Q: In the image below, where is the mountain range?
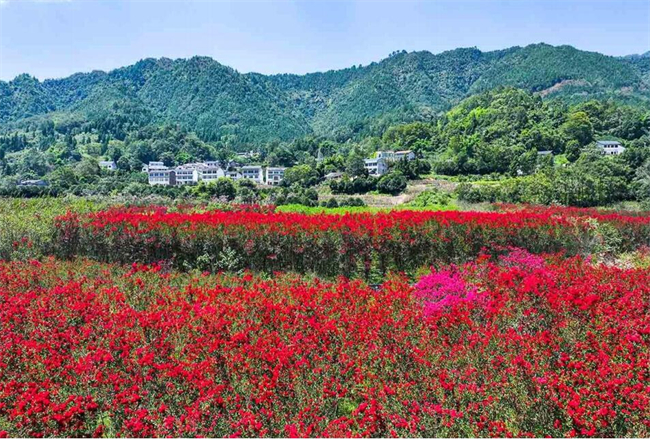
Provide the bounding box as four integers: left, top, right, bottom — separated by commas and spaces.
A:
1, 43, 649, 145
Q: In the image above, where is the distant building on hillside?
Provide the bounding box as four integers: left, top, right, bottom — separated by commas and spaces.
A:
394, 150, 416, 161
99, 160, 117, 171
142, 161, 167, 173
596, 140, 625, 155
241, 165, 264, 183
376, 150, 416, 162
226, 170, 242, 180
265, 167, 286, 186
364, 158, 389, 176
174, 164, 200, 185
148, 169, 176, 186
324, 172, 343, 180
18, 179, 49, 187
198, 164, 226, 183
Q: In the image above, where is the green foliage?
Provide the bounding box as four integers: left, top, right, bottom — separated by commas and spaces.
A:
432, 87, 649, 176
330, 176, 378, 195
190, 178, 236, 201
1, 45, 649, 205
377, 172, 408, 195
408, 188, 453, 207
345, 156, 368, 178
561, 111, 594, 146
2, 44, 648, 147
455, 152, 633, 207
393, 158, 431, 179
282, 165, 320, 187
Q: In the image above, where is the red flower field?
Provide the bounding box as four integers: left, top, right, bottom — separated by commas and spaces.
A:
1, 252, 649, 437
53, 205, 650, 278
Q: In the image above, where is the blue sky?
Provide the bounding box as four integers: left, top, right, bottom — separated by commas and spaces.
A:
0, 0, 648, 81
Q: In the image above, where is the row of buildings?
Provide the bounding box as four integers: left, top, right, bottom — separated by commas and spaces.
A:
363, 150, 416, 176
144, 161, 286, 186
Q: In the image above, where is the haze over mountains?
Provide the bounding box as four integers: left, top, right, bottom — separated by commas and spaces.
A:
1, 43, 649, 145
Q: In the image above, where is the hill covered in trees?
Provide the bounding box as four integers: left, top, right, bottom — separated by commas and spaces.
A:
1, 43, 649, 146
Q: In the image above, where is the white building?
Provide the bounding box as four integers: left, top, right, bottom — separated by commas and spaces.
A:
174, 165, 200, 185
394, 150, 416, 161
99, 160, 117, 171
198, 164, 226, 183
325, 172, 343, 180
226, 170, 242, 180
376, 150, 415, 162
142, 161, 167, 173
148, 169, 176, 186
241, 165, 264, 183
364, 158, 390, 176
18, 179, 49, 187
265, 167, 286, 186
596, 140, 626, 156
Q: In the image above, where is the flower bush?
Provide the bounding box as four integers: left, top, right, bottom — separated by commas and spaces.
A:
53, 205, 650, 278
1, 253, 649, 437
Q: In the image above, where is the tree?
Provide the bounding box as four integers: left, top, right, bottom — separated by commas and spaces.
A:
76, 158, 100, 182
565, 140, 581, 163
282, 165, 320, 187
268, 148, 296, 167
377, 172, 407, 195
191, 178, 236, 201
382, 122, 435, 152
345, 156, 368, 178
561, 111, 594, 146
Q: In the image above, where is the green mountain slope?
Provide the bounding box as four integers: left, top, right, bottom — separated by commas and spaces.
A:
1, 44, 648, 145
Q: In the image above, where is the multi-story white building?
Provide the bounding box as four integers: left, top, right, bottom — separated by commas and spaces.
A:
226, 170, 242, 180
198, 165, 226, 183
596, 140, 626, 155
394, 150, 416, 161
241, 165, 264, 183
174, 165, 199, 185
377, 151, 395, 161
148, 169, 176, 186
364, 158, 390, 176
99, 160, 117, 171
265, 167, 286, 186
376, 150, 415, 162
142, 161, 167, 173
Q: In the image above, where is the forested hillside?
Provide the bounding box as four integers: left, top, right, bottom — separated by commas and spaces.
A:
1, 44, 648, 146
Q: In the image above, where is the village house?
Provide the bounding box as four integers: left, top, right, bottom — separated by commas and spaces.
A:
394, 150, 416, 161
197, 164, 226, 183
324, 171, 343, 180
596, 140, 626, 155
241, 165, 264, 183
99, 160, 117, 171
18, 179, 49, 187
148, 169, 176, 186
174, 164, 200, 185
376, 150, 416, 162
142, 161, 167, 173
226, 170, 242, 180
364, 158, 390, 176
265, 167, 286, 186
